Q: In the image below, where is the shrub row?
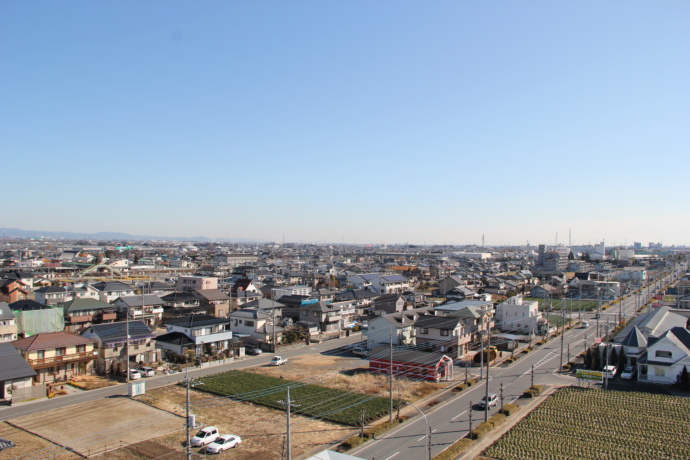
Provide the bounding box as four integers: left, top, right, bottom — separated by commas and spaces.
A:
340, 418, 405, 450
500, 403, 520, 416
471, 413, 508, 439
523, 385, 544, 398
433, 438, 474, 460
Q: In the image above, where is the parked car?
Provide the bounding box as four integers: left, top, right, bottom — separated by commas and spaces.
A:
205, 434, 242, 453
191, 426, 219, 447
603, 365, 617, 379
620, 366, 637, 380
352, 347, 367, 357
580, 321, 589, 328
271, 356, 288, 366
246, 347, 262, 356
478, 393, 498, 410
128, 369, 142, 380
138, 366, 155, 377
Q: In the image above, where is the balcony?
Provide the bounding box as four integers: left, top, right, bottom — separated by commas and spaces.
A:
68, 314, 94, 324
325, 315, 341, 323
28, 351, 97, 369
100, 312, 117, 321
191, 330, 233, 345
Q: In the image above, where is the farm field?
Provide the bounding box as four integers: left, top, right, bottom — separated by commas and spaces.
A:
482, 386, 690, 460
527, 298, 601, 312
196, 370, 399, 426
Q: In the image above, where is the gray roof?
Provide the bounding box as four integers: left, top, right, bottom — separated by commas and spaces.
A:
164, 314, 230, 328
59, 298, 114, 313
116, 294, 165, 307
0, 342, 37, 381
620, 326, 647, 348
0, 302, 15, 321
84, 321, 152, 342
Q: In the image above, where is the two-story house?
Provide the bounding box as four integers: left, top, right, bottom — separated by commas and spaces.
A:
228, 307, 283, 346
372, 294, 406, 315
156, 315, 233, 358
0, 342, 36, 402
495, 295, 546, 336
0, 302, 18, 342
60, 298, 118, 332
414, 314, 471, 359
638, 327, 690, 384
177, 276, 218, 293
0, 279, 29, 303
81, 321, 157, 375
113, 294, 165, 326
91, 281, 136, 304
195, 289, 231, 317
12, 332, 98, 383
366, 307, 435, 350
160, 291, 205, 315
33, 286, 73, 306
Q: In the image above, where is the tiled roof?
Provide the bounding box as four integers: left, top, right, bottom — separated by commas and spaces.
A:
0, 342, 36, 381
85, 321, 152, 341
164, 314, 230, 328
12, 332, 96, 351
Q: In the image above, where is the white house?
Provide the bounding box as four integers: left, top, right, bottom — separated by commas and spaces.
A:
638, 327, 690, 385
495, 295, 545, 335
156, 315, 233, 357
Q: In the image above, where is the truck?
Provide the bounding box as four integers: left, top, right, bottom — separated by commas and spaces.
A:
271, 356, 288, 366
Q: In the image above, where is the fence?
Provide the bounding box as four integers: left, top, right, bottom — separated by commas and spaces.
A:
11, 383, 46, 404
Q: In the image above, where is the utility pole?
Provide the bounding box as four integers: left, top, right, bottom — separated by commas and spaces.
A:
468, 401, 473, 437
389, 329, 394, 423
484, 325, 490, 423
500, 382, 504, 413
360, 409, 367, 438
125, 304, 130, 383
558, 305, 565, 372
531, 364, 534, 388
185, 368, 192, 460
567, 343, 571, 364
427, 425, 432, 460
278, 387, 300, 460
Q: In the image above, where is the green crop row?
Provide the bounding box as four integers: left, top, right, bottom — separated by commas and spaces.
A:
192, 370, 400, 427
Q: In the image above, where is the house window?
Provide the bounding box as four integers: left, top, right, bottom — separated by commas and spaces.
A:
302, 311, 308, 316
37, 350, 45, 359
655, 350, 672, 359
440, 330, 449, 337
245, 320, 255, 327
420, 328, 428, 335
655, 367, 666, 376
56, 347, 66, 356
313, 312, 319, 317
77, 345, 86, 353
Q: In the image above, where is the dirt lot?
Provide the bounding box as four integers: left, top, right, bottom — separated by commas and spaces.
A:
5, 398, 183, 458
247, 353, 445, 402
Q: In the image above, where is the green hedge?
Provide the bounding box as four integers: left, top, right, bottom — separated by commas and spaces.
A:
471, 413, 508, 439
433, 438, 474, 460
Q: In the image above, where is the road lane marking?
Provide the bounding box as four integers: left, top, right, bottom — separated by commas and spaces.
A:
384, 452, 400, 460
452, 410, 467, 421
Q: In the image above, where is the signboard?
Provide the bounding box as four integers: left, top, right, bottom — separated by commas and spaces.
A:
654, 294, 663, 300
576, 369, 604, 383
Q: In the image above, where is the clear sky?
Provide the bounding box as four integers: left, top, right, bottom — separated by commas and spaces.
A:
2, 1, 689, 245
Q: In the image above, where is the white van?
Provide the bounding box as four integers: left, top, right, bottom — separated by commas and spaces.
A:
603, 365, 617, 379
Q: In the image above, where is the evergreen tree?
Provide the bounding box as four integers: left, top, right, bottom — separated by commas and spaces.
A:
592, 346, 601, 370
609, 347, 619, 368
584, 348, 592, 369
680, 366, 690, 390
618, 347, 627, 372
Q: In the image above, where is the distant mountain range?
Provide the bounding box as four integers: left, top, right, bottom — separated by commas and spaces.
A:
0, 227, 218, 242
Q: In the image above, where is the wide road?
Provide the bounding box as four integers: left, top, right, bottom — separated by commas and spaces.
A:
352, 268, 680, 460
0, 334, 365, 420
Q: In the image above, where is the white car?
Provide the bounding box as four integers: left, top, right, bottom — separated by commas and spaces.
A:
271, 356, 288, 366
138, 366, 155, 377
205, 434, 242, 453
478, 393, 498, 410
191, 426, 219, 447
128, 369, 142, 380
620, 366, 637, 380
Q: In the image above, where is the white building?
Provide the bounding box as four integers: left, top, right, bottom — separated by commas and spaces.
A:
495, 295, 544, 335
639, 327, 690, 385
178, 276, 218, 293
272, 285, 312, 300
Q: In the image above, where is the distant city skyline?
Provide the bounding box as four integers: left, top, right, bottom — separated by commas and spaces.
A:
3, 2, 689, 245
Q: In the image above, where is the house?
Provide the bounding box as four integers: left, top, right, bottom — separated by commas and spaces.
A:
615, 306, 688, 342
638, 327, 690, 385
369, 348, 454, 382
160, 291, 205, 315
366, 307, 435, 350
12, 332, 98, 384
60, 298, 118, 332
156, 315, 233, 358
195, 289, 231, 317
231, 290, 263, 310
529, 285, 561, 299
2, 271, 35, 291
619, 326, 647, 368
147, 281, 177, 296
414, 314, 471, 358
435, 300, 495, 344
444, 286, 479, 301
10, 300, 65, 337
228, 307, 283, 346
177, 276, 218, 293
66, 283, 100, 300
230, 278, 262, 294
495, 296, 547, 336
0, 279, 29, 303
371, 294, 406, 315
91, 281, 136, 303
0, 342, 36, 401
81, 321, 157, 375
0, 302, 18, 342
33, 286, 72, 306
437, 275, 466, 295
112, 295, 165, 326
296, 301, 347, 335
272, 285, 312, 300
348, 273, 410, 294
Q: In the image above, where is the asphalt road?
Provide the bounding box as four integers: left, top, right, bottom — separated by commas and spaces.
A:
0, 334, 366, 421
351, 270, 679, 460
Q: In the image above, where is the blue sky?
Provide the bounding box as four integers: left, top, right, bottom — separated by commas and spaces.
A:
2, 1, 689, 245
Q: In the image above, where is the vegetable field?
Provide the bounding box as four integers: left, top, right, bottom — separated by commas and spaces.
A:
194, 370, 399, 426
527, 298, 601, 311
483, 386, 690, 460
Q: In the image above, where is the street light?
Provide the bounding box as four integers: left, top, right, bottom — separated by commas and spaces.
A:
405, 401, 431, 460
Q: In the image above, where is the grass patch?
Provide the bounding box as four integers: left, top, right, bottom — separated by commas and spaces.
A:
434, 438, 474, 460
196, 370, 401, 426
